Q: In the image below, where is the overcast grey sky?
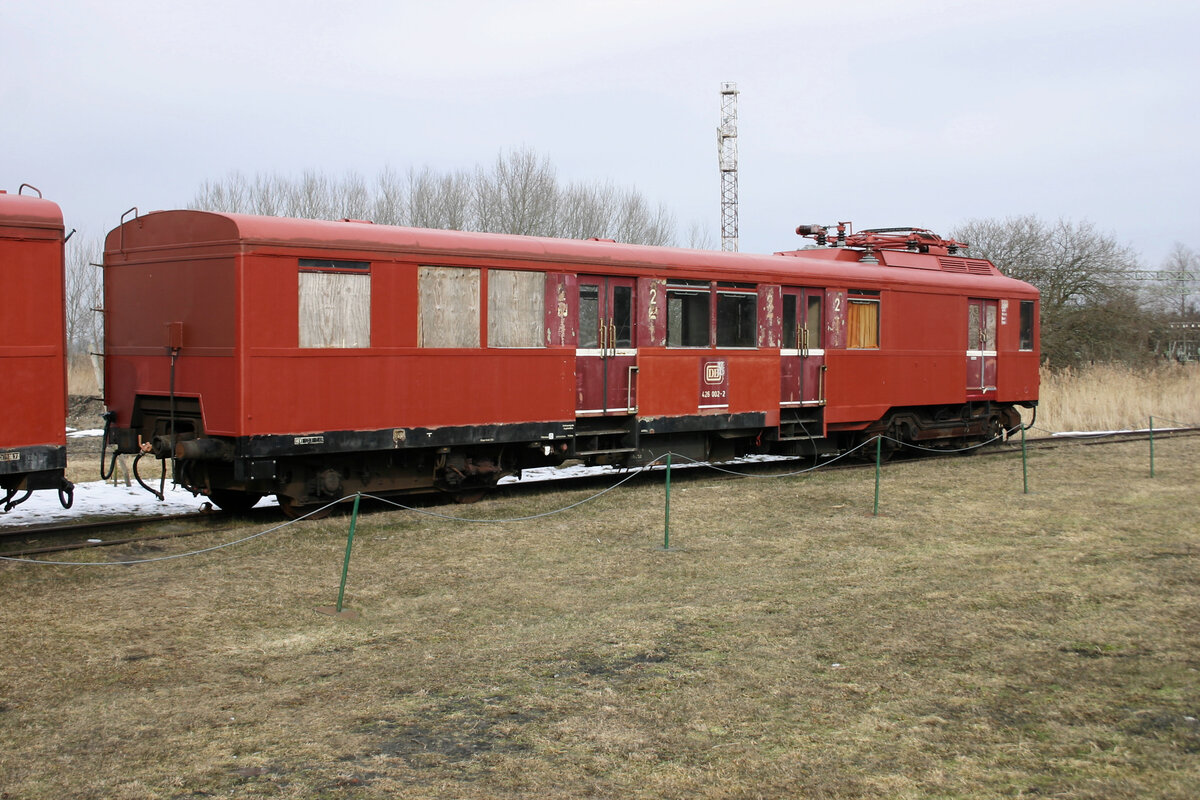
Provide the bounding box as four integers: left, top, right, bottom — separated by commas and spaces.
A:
5, 0, 1197, 264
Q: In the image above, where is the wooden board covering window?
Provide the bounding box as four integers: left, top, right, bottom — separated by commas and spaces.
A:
299, 272, 371, 348
487, 269, 545, 348
418, 266, 480, 348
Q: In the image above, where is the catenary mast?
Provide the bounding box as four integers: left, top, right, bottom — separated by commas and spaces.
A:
718, 82, 739, 252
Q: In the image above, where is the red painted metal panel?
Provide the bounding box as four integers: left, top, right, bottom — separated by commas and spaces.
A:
544, 273, 577, 347
0, 192, 67, 451
636, 351, 699, 417
638, 277, 666, 347
371, 260, 418, 349
726, 352, 779, 413
757, 284, 781, 348
825, 289, 847, 349
244, 351, 573, 434
104, 254, 239, 432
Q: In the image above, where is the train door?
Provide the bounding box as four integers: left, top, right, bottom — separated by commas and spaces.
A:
781, 288, 825, 405
967, 298, 998, 396
576, 276, 637, 414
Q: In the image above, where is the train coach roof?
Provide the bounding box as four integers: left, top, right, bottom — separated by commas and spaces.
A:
106, 209, 1037, 294
0, 191, 64, 231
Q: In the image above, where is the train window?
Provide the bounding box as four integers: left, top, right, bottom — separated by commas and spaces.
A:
1019, 300, 1034, 351
667, 281, 710, 347
716, 285, 756, 348
782, 294, 797, 349
782, 290, 823, 349
418, 266, 480, 348
298, 258, 370, 272
806, 295, 822, 349
299, 271, 371, 348
846, 297, 880, 349
613, 285, 633, 347
488, 269, 545, 348
579, 284, 600, 348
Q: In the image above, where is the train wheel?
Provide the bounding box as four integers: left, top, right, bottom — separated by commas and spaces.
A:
451, 489, 487, 504
277, 494, 333, 521
209, 489, 264, 514
986, 416, 1005, 445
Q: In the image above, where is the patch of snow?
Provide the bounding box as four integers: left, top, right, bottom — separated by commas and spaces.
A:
1049, 427, 1184, 438
67, 429, 105, 439
1, 481, 225, 528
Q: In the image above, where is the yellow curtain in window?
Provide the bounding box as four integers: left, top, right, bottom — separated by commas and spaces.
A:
847, 300, 879, 349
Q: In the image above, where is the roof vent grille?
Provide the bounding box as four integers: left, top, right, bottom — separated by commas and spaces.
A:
938, 257, 993, 275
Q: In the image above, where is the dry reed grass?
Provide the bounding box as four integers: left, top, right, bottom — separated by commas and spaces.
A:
1033, 363, 1200, 434
67, 357, 101, 398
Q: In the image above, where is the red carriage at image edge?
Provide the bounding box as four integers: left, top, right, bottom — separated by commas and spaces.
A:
0, 187, 73, 511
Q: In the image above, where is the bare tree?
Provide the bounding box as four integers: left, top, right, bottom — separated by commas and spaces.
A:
952, 215, 1146, 365
336, 171, 371, 221
953, 215, 1137, 311
401, 165, 473, 231
63, 233, 104, 390
558, 181, 619, 240
1149, 242, 1200, 317
475, 149, 559, 236
188, 147, 679, 246
684, 220, 716, 250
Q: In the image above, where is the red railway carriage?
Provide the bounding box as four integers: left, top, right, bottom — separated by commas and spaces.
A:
0, 187, 73, 511
103, 211, 1039, 517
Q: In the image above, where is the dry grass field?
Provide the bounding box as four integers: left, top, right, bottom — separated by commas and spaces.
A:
2, 436, 1198, 799
1031, 363, 1200, 434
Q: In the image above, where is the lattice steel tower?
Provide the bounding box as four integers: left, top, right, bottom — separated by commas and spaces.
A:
718, 82, 740, 252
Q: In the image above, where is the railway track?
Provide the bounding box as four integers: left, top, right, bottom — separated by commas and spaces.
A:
3, 426, 1197, 560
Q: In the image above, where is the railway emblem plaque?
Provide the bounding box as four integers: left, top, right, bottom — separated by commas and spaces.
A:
700, 358, 729, 409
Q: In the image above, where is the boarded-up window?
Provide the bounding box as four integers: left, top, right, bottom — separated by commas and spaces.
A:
488, 269, 545, 348
846, 298, 880, 349
299, 271, 371, 348
419, 266, 480, 348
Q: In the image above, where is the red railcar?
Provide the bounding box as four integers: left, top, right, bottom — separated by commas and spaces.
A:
103, 211, 1039, 516
1, 187, 73, 511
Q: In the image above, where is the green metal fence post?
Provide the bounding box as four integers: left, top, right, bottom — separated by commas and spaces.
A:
336, 493, 362, 613
1021, 423, 1029, 494
873, 435, 882, 516
664, 452, 672, 550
